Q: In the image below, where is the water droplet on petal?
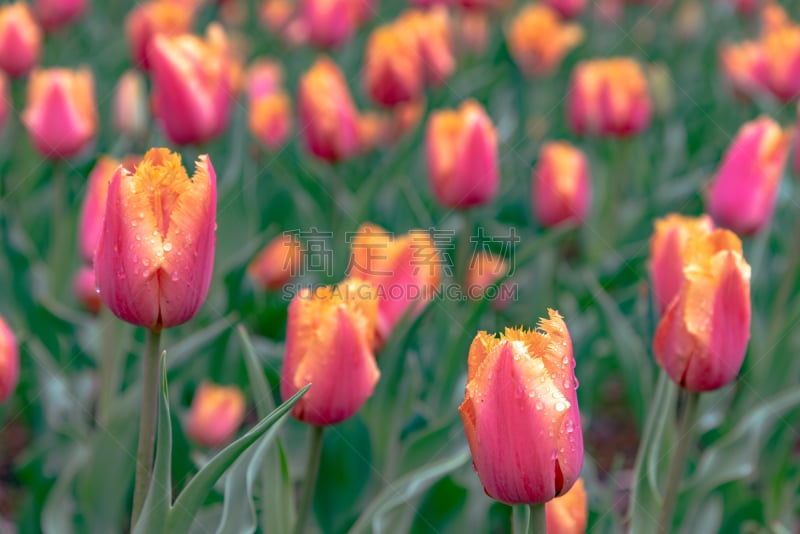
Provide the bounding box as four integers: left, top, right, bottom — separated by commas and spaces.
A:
555, 401, 566, 412
171, 271, 180, 281
163, 242, 172, 252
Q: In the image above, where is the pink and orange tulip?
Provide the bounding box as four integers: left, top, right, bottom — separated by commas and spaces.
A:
400, 8, 455, 87
22, 67, 97, 159
247, 233, 304, 291
281, 279, 379, 426
459, 311, 584, 504
0, 3, 42, 78
653, 229, 751, 392
73, 266, 102, 313
426, 100, 499, 209
247, 61, 292, 150
708, 117, 792, 235
507, 4, 583, 78
33, 0, 87, 32
465, 251, 512, 310
364, 24, 423, 108
301, 0, 357, 48
546, 478, 588, 534
79, 156, 123, 262
545, 0, 586, 18
186, 382, 247, 448
95, 148, 217, 330
0, 316, 18, 403
125, 0, 195, 70
532, 142, 591, 227
761, 24, 800, 102
112, 70, 148, 139
719, 41, 767, 100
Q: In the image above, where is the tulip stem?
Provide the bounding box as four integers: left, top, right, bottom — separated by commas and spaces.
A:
656, 390, 700, 533
294, 425, 324, 534
96, 307, 121, 427
529, 503, 546, 533
131, 327, 162, 527
512, 503, 546, 533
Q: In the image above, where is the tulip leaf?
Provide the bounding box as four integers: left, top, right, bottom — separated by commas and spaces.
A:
238, 325, 276, 417
41, 444, 89, 534
347, 448, 470, 534
167, 313, 238, 372
166, 384, 310, 533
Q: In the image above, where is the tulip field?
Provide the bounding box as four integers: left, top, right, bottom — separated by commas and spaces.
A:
2, 0, 800, 532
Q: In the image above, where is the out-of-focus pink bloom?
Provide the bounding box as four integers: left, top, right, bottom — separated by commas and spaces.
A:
95, 148, 216, 330
459, 312, 584, 504
73, 266, 102, 313
507, 4, 584, 78
567, 58, 652, 137
546, 478, 588, 534
729, 0, 759, 16
719, 41, 769, 100
247, 233, 303, 291
79, 156, 121, 262
247, 60, 291, 150
0, 316, 18, 403
22, 67, 97, 159
364, 23, 424, 107
465, 251, 512, 310
301, 0, 357, 48
33, 0, 87, 32
760, 24, 800, 102
186, 382, 246, 447
0, 3, 42, 78
125, 0, 196, 70
532, 142, 591, 227
426, 100, 499, 209
455, 0, 511, 12
708, 117, 793, 235
112, 70, 148, 139
545, 0, 586, 18
400, 7, 455, 87
298, 56, 361, 161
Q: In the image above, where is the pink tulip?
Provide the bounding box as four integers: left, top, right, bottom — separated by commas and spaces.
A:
73, 266, 102, 313
0, 316, 19, 403
79, 156, 122, 262
33, 0, 87, 32
545, 0, 586, 18
125, 0, 195, 70
301, 0, 356, 48
0, 3, 42, 78
532, 142, 591, 227
186, 382, 246, 447
246, 61, 292, 150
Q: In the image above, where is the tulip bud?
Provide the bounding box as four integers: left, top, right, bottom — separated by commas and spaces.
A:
125, 0, 195, 70
281, 279, 379, 426
301, 0, 357, 48
426, 100, 499, 209
0, 3, 42, 78
653, 229, 751, 392
73, 266, 102, 313
567, 58, 652, 137
364, 24, 424, 107
112, 70, 148, 140
719, 42, 768, 100
507, 4, 583, 78
247, 233, 303, 291
465, 251, 512, 310
0, 316, 19, 403
148, 23, 236, 146
95, 148, 217, 330
298, 57, 360, 162
545, 0, 586, 18
247, 61, 291, 150
532, 142, 591, 227
546, 478, 588, 534
760, 25, 800, 102
400, 7, 456, 87
650, 214, 714, 315
22, 67, 97, 159
459, 311, 584, 504
33, 0, 87, 32
708, 117, 792, 235
79, 156, 122, 263
186, 382, 246, 448
348, 223, 440, 345
455, 11, 488, 56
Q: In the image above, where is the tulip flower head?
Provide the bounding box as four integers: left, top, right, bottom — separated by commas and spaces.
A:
465, 251, 512, 310
247, 61, 292, 150
761, 24, 800, 102
459, 311, 584, 504
348, 223, 441, 345
364, 23, 424, 108
73, 266, 102, 313
95, 148, 217, 330
400, 7, 456, 87
186, 382, 247, 448
653, 229, 751, 392
426, 100, 499, 209
281, 279, 380, 426
301, 0, 357, 48
507, 4, 584, 78
532, 142, 591, 227
22, 67, 97, 159
79, 156, 123, 262
545, 0, 586, 18
545, 478, 588, 534
708, 117, 792, 235
719, 42, 768, 101
112, 70, 148, 139
125, 0, 196, 70
247, 233, 304, 291
0, 316, 18, 403
0, 3, 42, 78
650, 214, 714, 315
33, 0, 87, 32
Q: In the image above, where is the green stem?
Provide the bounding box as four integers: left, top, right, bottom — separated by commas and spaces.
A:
48, 163, 68, 297
512, 503, 546, 533
656, 390, 700, 533
457, 209, 473, 288
96, 307, 121, 427
131, 328, 162, 527
294, 425, 324, 534
529, 503, 547, 534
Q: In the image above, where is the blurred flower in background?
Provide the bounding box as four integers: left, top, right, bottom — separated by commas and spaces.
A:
72, 266, 102, 314
246, 60, 292, 151
125, 0, 196, 70
33, 0, 87, 32
545, 0, 586, 19
532, 141, 591, 228
248, 233, 304, 291
507, 4, 584, 78
0, 2, 42, 79
546, 478, 588, 534
112, 70, 149, 139
186, 382, 247, 448
0, 316, 19, 403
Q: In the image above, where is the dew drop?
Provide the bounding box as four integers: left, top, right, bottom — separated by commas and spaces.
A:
171, 271, 180, 282
131, 221, 137, 227
555, 401, 566, 412
535, 401, 543, 411
163, 242, 173, 252
138, 212, 145, 219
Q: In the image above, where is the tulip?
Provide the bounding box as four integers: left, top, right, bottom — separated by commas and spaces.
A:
0, 3, 42, 78
650, 214, 714, 315
298, 57, 360, 162
281, 278, 379, 426
357, 111, 388, 153
79, 156, 122, 262
186, 382, 247, 447
301, 0, 357, 48
426, 100, 499, 209
22, 67, 97, 159
348, 223, 441, 344
112, 70, 148, 140
125, 0, 195, 70
247, 233, 304, 291
33, 0, 87, 31
247, 61, 291, 150
731, 0, 759, 16
95, 148, 217, 330
654, 229, 751, 392
760, 24, 800, 102
719, 41, 768, 100
455, 11, 489, 56
762, 1, 788, 33
0, 316, 18, 403
400, 7, 455, 87
364, 23, 424, 107
507, 4, 583, 78
73, 266, 102, 313
546, 478, 588, 534
459, 310, 584, 504
708, 117, 792, 235
567, 58, 652, 137
465, 251, 512, 310
456, 0, 510, 11
148, 23, 236, 145
545, 0, 586, 18
532, 142, 591, 227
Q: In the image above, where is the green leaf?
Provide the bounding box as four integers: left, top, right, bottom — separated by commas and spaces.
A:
347, 448, 470, 534
238, 325, 276, 418
41, 444, 89, 534
167, 314, 237, 372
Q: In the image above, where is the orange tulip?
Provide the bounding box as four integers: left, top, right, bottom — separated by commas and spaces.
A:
247, 233, 304, 291
546, 478, 588, 534
364, 23, 424, 107
22, 67, 97, 159
653, 229, 751, 392
761, 23, 800, 102
94, 148, 217, 330
532, 141, 591, 227
281, 279, 379, 426
125, 0, 195, 70
459, 311, 584, 504
186, 382, 247, 448
0, 2, 42, 78
0, 315, 19, 403
507, 4, 583, 78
